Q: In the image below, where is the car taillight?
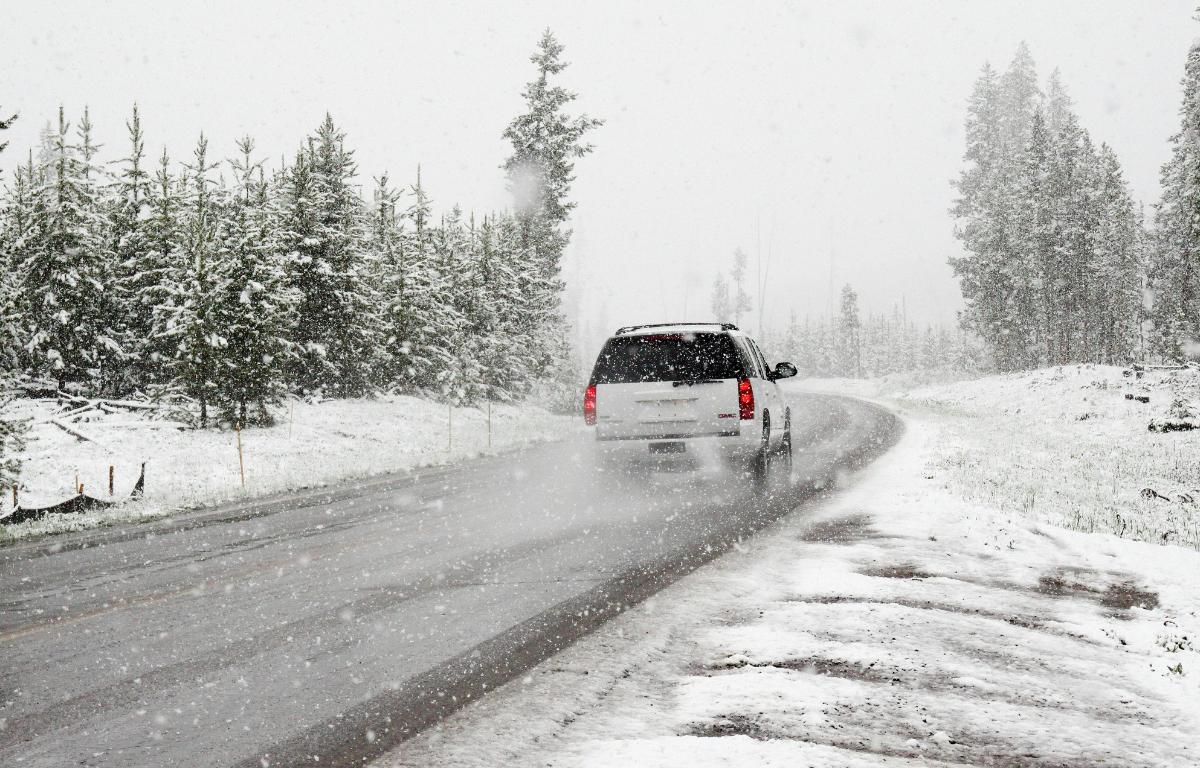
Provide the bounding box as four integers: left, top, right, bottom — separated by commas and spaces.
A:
584, 384, 597, 425
738, 377, 754, 420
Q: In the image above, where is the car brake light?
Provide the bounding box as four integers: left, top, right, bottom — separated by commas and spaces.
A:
584, 384, 597, 425
738, 377, 754, 420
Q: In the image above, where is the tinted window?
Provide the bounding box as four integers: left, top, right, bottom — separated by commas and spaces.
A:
590, 333, 746, 384
733, 337, 764, 378
750, 340, 771, 375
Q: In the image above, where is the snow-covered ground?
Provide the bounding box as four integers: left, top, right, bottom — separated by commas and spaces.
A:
0, 396, 575, 541
379, 366, 1200, 767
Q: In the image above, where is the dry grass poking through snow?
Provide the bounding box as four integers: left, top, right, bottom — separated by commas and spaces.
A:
899, 365, 1200, 550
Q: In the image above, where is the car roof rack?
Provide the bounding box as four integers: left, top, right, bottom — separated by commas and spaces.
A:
614, 322, 739, 335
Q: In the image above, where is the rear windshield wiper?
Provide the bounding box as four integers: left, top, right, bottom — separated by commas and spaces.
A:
672, 378, 723, 387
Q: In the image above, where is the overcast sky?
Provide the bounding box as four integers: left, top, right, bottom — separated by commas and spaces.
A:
3, 1, 1196, 350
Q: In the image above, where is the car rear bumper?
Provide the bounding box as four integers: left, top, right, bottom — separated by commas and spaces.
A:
594, 428, 740, 441
592, 427, 760, 467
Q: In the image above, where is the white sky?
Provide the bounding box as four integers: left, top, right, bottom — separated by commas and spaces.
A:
2, 0, 1196, 350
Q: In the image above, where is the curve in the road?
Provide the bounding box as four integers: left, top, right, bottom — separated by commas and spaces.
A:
0, 394, 900, 768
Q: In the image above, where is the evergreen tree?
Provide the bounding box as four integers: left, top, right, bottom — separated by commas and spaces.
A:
17, 107, 112, 392
1149, 41, 1200, 360
393, 170, 459, 394
502, 29, 601, 384
998, 42, 1040, 158
139, 148, 185, 390
951, 60, 1028, 371
1012, 108, 1054, 367
0, 154, 36, 378
212, 137, 295, 423
284, 115, 377, 397
368, 172, 407, 389
710, 272, 731, 320
837, 284, 862, 377
1094, 144, 1145, 363
73, 107, 125, 394
429, 206, 475, 401
0, 106, 25, 490
165, 134, 223, 424
108, 104, 153, 393
730, 247, 752, 326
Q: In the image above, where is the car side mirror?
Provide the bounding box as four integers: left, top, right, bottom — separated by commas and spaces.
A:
770, 362, 798, 380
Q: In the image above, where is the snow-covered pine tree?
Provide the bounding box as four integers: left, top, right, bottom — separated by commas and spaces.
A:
138, 148, 185, 390
952, 45, 1049, 372
165, 134, 223, 425
471, 213, 526, 401
379, 168, 453, 393
284, 115, 377, 397
17, 107, 113, 393
1093, 144, 1145, 363
730, 247, 752, 327
1012, 107, 1062, 368
76, 108, 128, 394
107, 104, 153, 394
368, 172, 407, 389
951, 61, 1022, 371
1149, 40, 1200, 360
1043, 88, 1101, 364
502, 30, 602, 389
494, 211, 543, 389
212, 137, 295, 424
920, 326, 939, 371
837, 284, 862, 377
0, 154, 36, 379
710, 272, 731, 320
998, 43, 1041, 160
0, 107, 26, 490
429, 206, 476, 402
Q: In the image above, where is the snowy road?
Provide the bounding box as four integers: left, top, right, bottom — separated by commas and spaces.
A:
0, 393, 897, 768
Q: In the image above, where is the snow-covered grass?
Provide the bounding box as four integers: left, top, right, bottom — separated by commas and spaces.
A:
897, 365, 1200, 549
797, 365, 1200, 549
379, 370, 1200, 767
0, 395, 576, 542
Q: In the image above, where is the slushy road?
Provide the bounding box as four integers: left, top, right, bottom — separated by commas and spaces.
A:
0, 393, 898, 768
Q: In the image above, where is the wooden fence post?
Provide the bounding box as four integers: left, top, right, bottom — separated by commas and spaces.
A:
109, 465, 114, 496
236, 422, 246, 489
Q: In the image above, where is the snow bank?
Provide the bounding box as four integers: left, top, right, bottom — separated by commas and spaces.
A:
0, 396, 576, 541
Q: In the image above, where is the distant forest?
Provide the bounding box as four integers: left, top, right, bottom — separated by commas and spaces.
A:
952, 42, 1199, 371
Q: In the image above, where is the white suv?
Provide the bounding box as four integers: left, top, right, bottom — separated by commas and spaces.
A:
583, 323, 797, 479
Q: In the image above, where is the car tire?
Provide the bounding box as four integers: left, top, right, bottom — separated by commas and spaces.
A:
778, 408, 793, 483
751, 412, 771, 494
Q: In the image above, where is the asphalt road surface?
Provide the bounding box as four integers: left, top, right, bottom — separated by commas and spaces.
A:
0, 393, 899, 768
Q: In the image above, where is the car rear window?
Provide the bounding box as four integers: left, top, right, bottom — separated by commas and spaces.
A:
590, 333, 746, 384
